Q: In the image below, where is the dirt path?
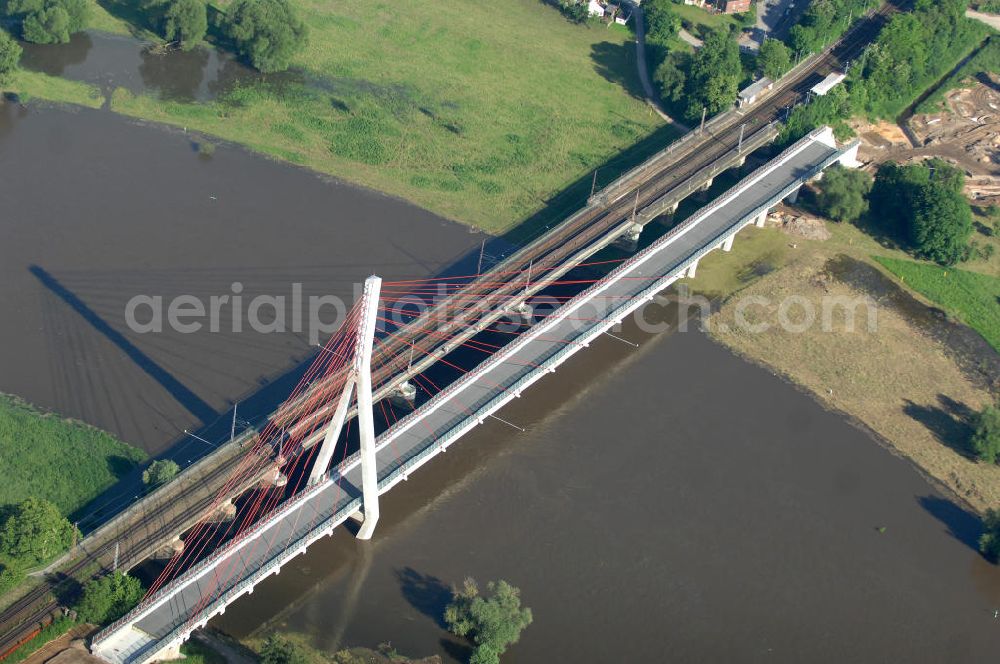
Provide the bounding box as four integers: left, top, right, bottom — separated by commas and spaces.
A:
626, 1, 689, 129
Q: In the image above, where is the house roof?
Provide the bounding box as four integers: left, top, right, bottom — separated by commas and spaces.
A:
811, 72, 846, 96
739, 77, 773, 100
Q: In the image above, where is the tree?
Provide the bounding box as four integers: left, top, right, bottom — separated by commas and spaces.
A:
870, 160, 972, 263
75, 572, 144, 625
9, 0, 88, 44
0, 29, 22, 84
259, 635, 308, 664
163, 0, 206, 49
981, 508, 1000, 563
910, 181, 972, 265
0, 497, 77, 567
971, 405, 1000, 464
444, 578, 532, 664
644, 0, 680, 45
756, 38, 791, 80
653, 50, 689, 103
222, 0, 307, 73
683, 28, 742, 120
815, 164, 872, 222
142, 459, 180, 487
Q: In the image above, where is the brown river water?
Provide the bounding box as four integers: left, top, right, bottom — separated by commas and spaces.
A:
1, 49, 999, 662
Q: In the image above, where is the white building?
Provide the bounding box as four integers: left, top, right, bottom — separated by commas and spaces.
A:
811, 72, 847, 96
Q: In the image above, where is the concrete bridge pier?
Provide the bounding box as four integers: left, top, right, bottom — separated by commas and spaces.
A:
390, 380, 418, 409
785, 185, 801, 204
657, 201, 680, 226
695, 177, 714, 201
754, 210, 768, 228
721, 234, 735, 252
152, 535, 185, 560
208, 499, 237, 522
613, 222, 643, 252
683, 258, 699, 279
261, 465, 288, 488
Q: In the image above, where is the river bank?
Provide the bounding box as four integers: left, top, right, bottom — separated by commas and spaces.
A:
7, 0, 666, 232
685, 209, 1000, 514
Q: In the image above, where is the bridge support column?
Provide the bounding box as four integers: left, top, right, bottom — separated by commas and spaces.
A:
657, 202, 679, 226
721, 234, 734, 252
152, 535, 185, 560
208, 499, 237, 522
355, 276, 382, 541
786, 185, 801, 204
613, 221, 643, 252
390, 380, 417, 409
684, 259, 699, 279
754, 210, 768, 228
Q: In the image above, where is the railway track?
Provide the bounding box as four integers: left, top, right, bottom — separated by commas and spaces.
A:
0, 449, 269, 657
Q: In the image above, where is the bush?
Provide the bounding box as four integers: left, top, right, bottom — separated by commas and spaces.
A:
971, 405, 1000, 464
815, 163, 872, 222
74, 572, 144, 625
444, 578, 532, 664
222, 0, 307, 73
7, 0, 89, 44
163, 0, 207, 49
142, 459, 180, 487
0, 497, 77, 567
981, 508, 1000, 562
259, 635, 308, 664
0, 29, 22, 84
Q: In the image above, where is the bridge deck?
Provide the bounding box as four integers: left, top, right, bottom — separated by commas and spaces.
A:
93, 128, 851, 664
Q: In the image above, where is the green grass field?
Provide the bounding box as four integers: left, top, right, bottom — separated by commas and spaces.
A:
43, 0, 667, 232
874, 256, 1000, 351
0, 394, 146, 518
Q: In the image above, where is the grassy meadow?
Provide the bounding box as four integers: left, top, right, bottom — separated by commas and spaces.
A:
874, 256, 1000, 352
18, 0, 667, 232
0, 394, 146, 518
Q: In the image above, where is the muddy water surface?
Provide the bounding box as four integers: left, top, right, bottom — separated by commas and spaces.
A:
214, 319, 1000, 663
0, 101, 481, 455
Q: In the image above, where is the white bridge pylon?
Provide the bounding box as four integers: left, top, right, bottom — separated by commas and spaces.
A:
306, 275, 381, 539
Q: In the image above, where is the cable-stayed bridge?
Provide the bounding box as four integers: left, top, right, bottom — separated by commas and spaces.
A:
91, 126, 859, 664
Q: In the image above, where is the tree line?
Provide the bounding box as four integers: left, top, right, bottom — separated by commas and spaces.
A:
782, 0, 989, 144
814, 159, 975, 266
0, 0, 309, 79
